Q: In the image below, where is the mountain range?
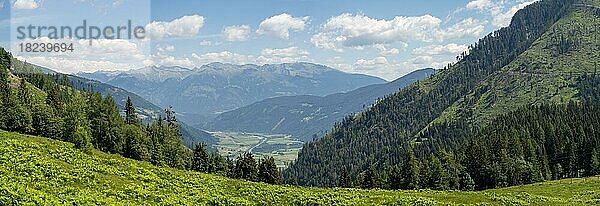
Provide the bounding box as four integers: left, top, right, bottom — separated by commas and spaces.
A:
78, 63, 387, 127
208, 68, 436, 142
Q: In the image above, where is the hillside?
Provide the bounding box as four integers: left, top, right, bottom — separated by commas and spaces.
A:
10, 60, 217, 148
78, 63, 387, 126
1, 130, 599, 205
425, 1, 600, 130
209, 68, 435, 142
285, 0, 598, 188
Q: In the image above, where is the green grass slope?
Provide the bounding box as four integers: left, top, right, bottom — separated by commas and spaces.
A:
427, 4, 600, 129
1, 130, 599, 205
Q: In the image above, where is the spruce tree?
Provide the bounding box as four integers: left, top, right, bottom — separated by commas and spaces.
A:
17, 78, 31, 106
235, 153, 258, 181
338, 168, 352, 188
0, 64, 9, 129
591, 148, 600, 176
125, 97, 137, 125
387, 165, 402, 190
428, 155, 449, 190
258, 156, 281, 184
122, 124, 150, 161
102, 96, 125, 154
192, 143, 210, 173
360, 165, 379, 189
401, 149, 420, 189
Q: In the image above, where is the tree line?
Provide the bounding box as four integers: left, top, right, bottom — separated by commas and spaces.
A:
0, 48, 281, 185
332, 103, 600, 191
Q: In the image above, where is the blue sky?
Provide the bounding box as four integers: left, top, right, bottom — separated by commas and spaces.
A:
1, 0, 539, 80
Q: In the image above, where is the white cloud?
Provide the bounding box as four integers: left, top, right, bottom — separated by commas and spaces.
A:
437, 18, 486, 41
13, 0, 38, 9
413, 43, 469, 56
257, 13, 309, 39
466, 0, 539, 27
257, 47, 310, 64
374, 44, 401, 56
466, 0, 492, 11
491, 1, 538, 27
18, 56, 135, 73
328, 56, 407, 81
145, 15, 205, 39
223, 25, 251, 41
355, 56, 389, 69
156, 44, 175, 53
199, 40, 212, 46
156, 56, 195, 68
311, 13, 442, 51
192, 51, 252, 65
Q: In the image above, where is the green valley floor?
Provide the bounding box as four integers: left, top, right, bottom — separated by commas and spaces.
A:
0, 130, 599, 205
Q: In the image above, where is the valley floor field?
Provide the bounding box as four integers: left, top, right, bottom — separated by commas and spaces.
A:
1, 130, 599, 205
211, 131, 303, 168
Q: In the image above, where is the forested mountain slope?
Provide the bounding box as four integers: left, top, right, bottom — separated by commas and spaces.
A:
209, 68, 435, 142
284, 0, 598, 188
1, 130, 600, 205
10, 60, 217, 148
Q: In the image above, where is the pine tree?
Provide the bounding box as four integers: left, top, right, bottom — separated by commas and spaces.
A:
17, 78, 31, 106
235, 153, 258, 181
360, 165, 379, 189
3, 95, 33, 134
122, 124, 150, 161
102, 96, 124, 154
226, 158, 236, 178
30, 103, 53, 137
459, 170, 475, 191
553, 163, 564, 180
192, 143, 210, 173
338, 168, 352, 188
258, 156, 281, 184
63, 93, 91, 150
125, 97, 137, 125
591, 148, 600, 176
387, 165, 402, 190
0, 65, 10, 130
428, 155, 449, 190
401, 149, 420, 189
73, 125, 92, 151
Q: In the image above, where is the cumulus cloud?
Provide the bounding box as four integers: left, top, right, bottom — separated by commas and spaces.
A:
223, 25, 251, 41
491, 1, 539, 27
466, 0, 493, 10
437, 18, 486, 41
155, 56, 194, 68
192, 51, 252, 65
413, 43, 469, 56
466, 0, 539, 27
311, 13, 442, 51
354, 56, 389, 69
13, 0, 38, 9
156, 44, 175, 53
327, 55, 437, 81
374, 44, 402, 56
145, 15, 205, 39
149, 47, 312, 68
257, 13, 309, 39
257, 47, 310, 64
